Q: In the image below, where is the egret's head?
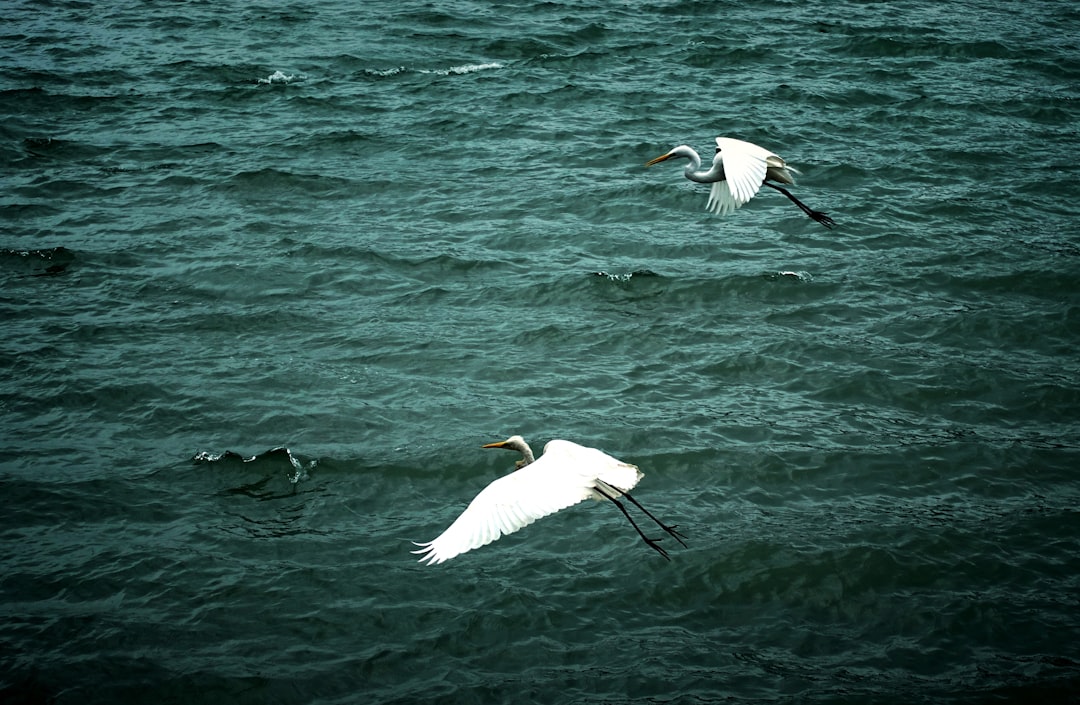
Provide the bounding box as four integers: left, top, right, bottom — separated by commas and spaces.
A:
645, 145, 694, 167
482, 435, 527, 452
482, 435, 534, 468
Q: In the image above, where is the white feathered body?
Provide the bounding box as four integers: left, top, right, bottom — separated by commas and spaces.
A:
705, 137, 798, 215
413, 440, 642, 565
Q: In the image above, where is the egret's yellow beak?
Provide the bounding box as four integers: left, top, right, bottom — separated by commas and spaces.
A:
482, 441, 509, 450
645, 153, 673, 167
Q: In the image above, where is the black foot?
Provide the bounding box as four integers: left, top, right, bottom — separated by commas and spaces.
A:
662, 524, 689, 548
810, 211, 836, 229
643, 524, 688, 561
644, 536, 672, 561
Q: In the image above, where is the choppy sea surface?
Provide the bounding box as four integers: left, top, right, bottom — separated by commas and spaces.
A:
3, 1, 1080, 703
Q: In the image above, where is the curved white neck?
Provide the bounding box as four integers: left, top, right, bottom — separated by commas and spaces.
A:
685, 154, 724, 183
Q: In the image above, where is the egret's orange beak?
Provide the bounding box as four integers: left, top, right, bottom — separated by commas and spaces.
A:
645, 152, 673, 167
482, 441, 510, 450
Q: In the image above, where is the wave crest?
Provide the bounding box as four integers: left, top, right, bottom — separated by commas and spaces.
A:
193, 446, 315, 490
256, 70, 305, 85
365, 62, 504, 79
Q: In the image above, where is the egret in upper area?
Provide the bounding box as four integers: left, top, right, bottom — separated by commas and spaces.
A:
412, 436, 687, 565
646, 137, 836, 228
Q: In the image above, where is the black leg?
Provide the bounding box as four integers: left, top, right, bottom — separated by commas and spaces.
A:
600, 481, 682, 546
762, 181, 836, 229
593, 484, 672, 560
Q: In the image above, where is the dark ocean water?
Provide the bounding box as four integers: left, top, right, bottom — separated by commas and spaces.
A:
3, 0, 1080, 703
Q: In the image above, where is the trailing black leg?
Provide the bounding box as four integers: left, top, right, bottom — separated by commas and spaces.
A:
762, 181, 836, 229
599, 481, 688, 548
593, 484, 672, 560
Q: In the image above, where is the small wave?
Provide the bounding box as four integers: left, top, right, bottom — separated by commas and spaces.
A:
0, 246, 75, 277
767, 270, 814, 282
364, 66, 408, 78
194, 446, 315, 487
422, 62, 504, 76
256, 70, 305, 85
592, 269, 661, 282
363, 62, 503, 80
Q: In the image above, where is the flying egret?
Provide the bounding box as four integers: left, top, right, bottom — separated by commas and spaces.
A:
646, 137, 836, 228
412, 436, 687, 565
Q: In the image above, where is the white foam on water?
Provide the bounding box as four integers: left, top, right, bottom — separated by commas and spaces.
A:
422, 62, 504, 76
366, 66, 408, 77
365, 62, 503, 79
257, 70, 305, 85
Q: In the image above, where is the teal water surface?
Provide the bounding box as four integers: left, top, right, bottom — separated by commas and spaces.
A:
2, 1, 1080, 703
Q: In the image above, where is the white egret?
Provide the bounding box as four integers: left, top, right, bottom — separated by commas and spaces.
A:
646, 137, 836, 228
412, 436, 686, 565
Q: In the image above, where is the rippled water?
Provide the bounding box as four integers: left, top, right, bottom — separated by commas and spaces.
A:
3, 1, 1080, 703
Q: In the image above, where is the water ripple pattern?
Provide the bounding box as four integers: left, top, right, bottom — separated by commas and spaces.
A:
2, 0, 1079, 703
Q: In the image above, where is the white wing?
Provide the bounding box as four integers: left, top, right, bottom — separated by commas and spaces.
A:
706, 137, 771, 215
413, 440, 642, 565
543, 440, 642, 496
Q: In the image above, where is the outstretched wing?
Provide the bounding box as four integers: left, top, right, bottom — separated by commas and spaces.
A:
706, 137, 771, 215
412, 441, 642, 565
